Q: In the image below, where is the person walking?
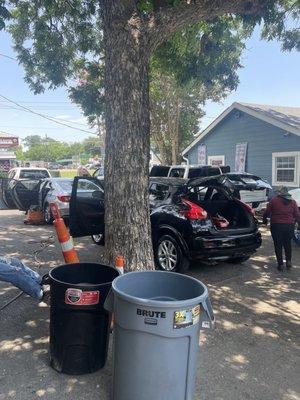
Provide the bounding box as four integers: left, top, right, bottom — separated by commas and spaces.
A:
263, 187, 300, 271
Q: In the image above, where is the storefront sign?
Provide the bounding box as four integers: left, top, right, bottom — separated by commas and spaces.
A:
0, 137, 19, 148
235, 142, 248, 172
197, 145, 206, 166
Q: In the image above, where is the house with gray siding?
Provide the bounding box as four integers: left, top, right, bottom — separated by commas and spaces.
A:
183, 102, 300, 188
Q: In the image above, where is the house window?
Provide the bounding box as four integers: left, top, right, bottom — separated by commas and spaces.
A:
272, 152, 300, 187
208, 155, 225, 167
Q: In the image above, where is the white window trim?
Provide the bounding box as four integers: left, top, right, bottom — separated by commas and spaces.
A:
272, 151, 300, 187
208, 155, 225, 166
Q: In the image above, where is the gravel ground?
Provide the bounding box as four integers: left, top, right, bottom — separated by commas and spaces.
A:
0, 210, 299, 400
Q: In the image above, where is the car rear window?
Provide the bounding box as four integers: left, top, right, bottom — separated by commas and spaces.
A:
169, 168, 185, 178
19, 170, 50, 179
188, 167, 220, 179
149, 166, 170, 177
149, 183, 169, 201
56, 180, 73, 192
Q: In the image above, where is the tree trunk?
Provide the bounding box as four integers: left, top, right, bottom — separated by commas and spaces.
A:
170, 98, 180, 164
102, 2, 154, 271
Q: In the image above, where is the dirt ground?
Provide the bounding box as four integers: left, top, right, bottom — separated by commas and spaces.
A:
0, 210, 299, 400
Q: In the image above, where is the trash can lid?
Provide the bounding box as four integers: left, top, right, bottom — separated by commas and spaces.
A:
112, 270, 208, 308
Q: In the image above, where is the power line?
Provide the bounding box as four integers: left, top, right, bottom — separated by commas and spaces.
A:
0, 102, 88, 127
0, 53, 17, 61
0, 100, 73, 104
0, 94, 96, 134
0, 124, 80, 130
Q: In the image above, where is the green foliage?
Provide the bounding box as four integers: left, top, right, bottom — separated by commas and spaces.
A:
69, 62, 105, 126
6, 1, 299, 95
14, 146, 25, 160
153, 17, 246, 90
150, 72, 205, 163
3, 0, 299, 161
0, 0, 10, 30
22, 134, 55, 149
19, 134, 100, 162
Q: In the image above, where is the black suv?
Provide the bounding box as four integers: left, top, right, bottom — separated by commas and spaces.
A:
69, 175, 261, 273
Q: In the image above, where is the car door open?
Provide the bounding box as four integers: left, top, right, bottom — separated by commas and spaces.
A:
69, 177, 105, 238
1, 177, 40, 211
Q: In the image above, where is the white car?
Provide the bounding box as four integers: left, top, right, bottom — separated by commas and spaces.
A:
289, 188, 300, 207
2, 168, 51, 209
7, 167, 51, 180
289, 188, 300, 245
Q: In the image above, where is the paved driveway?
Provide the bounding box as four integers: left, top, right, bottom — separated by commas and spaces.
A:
0, 210, 299, 400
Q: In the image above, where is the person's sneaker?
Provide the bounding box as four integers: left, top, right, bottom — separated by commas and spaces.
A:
286, 261, 292, 270
277, 264, 284, 271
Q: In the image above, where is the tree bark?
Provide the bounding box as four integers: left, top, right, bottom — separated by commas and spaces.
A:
171, 99, 180, 165
102, 2, 154, 271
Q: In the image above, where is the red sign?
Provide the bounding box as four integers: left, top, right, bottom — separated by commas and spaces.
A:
0, 137, 19, 148
65, 288, 100, 306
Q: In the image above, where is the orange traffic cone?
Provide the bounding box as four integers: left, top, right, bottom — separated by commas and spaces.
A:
115, 255, 125, 275
110, 255, 125, 332
50, 203, 79, 264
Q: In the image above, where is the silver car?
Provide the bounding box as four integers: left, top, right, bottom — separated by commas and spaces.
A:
39, 178, 73, 223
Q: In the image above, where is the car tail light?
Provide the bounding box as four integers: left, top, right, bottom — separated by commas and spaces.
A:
57, 195, 71, 202
181, 199, 208, 220
236, 199, 255, 217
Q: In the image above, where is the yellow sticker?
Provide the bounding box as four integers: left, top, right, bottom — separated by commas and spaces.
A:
173, 305, 200, 329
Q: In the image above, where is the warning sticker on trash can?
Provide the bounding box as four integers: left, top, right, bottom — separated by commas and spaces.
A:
65, 288, 100, 305
173, 305, 200, 329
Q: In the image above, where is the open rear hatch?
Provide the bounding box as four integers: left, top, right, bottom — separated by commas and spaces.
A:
185, 175, 256, 234
225, 173, 272, 205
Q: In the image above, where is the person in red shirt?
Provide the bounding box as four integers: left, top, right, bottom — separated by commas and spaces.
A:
263, 187, 300, 271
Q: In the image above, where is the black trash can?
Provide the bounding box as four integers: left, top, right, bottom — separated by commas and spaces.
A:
44, 262, 119, 375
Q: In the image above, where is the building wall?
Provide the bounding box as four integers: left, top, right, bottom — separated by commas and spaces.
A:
187, 111, 300, 185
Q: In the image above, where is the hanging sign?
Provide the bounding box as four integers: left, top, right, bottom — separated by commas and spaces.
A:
235, 142, 248, 172
0, 136, 19, 148
197, 145, 206, 166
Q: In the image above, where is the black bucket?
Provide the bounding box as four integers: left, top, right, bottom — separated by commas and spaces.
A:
44, 262, 119, 375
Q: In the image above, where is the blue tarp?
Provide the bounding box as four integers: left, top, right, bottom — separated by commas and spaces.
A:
0, 257, 43, 299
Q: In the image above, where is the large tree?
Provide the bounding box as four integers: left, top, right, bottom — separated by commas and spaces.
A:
70, 17, 247, 164
4, 0, 300, 270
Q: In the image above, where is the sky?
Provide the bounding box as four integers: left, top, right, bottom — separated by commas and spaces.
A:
0, 25, 299, 146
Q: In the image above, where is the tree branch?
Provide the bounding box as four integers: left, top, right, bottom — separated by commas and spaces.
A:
146, 0, 272, 49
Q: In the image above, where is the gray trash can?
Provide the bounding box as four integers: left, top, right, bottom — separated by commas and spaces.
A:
104, 270, 214, 400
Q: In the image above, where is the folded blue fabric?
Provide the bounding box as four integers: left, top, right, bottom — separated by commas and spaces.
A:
0, 257, 43, 299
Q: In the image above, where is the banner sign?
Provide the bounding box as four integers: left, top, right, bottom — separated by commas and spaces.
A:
0, 137, 19, 148
197, 145, 206, 166
235, 142, 248, 172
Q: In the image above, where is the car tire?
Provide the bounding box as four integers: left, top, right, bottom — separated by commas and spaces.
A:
154, 234, 189, 273
227, 255, 250, 264
91, 234, 104, 245
43, 203, 54, 224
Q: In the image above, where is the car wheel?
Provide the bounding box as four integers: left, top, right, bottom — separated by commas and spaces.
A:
91, 234, 104, 245
154, 234, 189, 273
43, 203, 53, 224
228, 255, 250, 264
293, 223, 300, 246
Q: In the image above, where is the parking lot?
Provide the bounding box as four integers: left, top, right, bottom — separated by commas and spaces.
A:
0, 209, 299, 400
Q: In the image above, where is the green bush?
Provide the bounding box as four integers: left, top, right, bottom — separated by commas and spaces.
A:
59, 169, 77, 178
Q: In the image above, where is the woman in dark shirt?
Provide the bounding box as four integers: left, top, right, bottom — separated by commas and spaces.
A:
263, 187, 300, 271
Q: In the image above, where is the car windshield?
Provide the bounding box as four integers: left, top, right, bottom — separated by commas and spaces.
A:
19, 169, 50, 179
55, 179, 73, 192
